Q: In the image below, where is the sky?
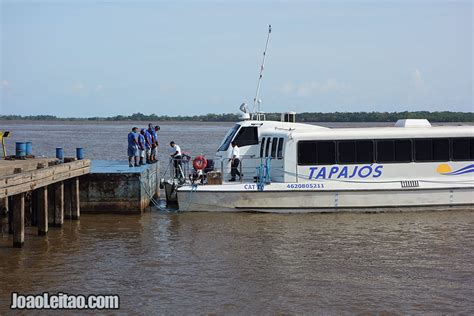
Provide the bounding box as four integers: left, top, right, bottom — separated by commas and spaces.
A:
0, 0, 472, 117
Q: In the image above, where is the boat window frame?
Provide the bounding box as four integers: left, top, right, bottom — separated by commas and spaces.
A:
298, 136, 473, 166
260, 137, 266, 158
233, 126, 259, 147
217, 124, 240, 152
297, 140, 336, 165
265, 138, 271, 157
271, 137, 278, 158
277, 137, 284, 159
451, 137, 471, 161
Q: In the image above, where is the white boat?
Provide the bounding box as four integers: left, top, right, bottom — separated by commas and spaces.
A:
175, 116, 474, 212
169, 26, 473, 212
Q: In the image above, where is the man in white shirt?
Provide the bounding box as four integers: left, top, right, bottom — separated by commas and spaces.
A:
229, 141, 242, 181
169, 141, 184, 180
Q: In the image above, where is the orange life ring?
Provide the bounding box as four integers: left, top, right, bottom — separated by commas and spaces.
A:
193, 156, 207, 170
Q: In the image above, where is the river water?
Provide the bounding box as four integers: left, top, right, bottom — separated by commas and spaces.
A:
0, 121, 473, 314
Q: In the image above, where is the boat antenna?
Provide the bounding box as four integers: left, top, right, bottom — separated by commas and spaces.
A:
251, 24, 271, 120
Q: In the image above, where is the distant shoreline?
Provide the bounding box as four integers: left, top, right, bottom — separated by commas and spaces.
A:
1, 111, 473, 123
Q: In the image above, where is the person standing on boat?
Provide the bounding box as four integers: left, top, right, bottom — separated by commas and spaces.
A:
127, 127, 140, 167
169, 141, 184, 181
229, 141, 241, 182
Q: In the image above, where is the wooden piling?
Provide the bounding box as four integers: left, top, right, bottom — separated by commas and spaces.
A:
64, 180, 72, 219
54, 181, 64, 227
12, 193, 25, 248
37, 187, 48, 236
8, 196, 13, 234
31, 190, 38, 226
10, 168, 23, 235
48, 186, 55, 225
0, 197, 8, 235
71, 178, 80, 220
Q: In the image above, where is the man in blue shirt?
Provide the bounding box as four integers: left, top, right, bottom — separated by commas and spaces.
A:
138, 129, 147, 165
148, 123, 158, 163
144, 128, 152, 164
127, 127, 139, 167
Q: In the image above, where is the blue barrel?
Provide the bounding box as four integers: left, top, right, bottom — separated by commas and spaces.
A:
76, 148, 84, 160
25, 142, 33, 155
56, 147, 64, 160
15, 142, 26, 157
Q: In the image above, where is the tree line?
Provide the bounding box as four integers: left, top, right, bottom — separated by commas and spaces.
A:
0, 111, 473, 122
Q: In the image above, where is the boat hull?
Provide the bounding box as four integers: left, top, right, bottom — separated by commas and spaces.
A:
176, 186, 474, 213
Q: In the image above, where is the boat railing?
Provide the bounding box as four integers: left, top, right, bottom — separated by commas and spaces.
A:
218, 156, 284, 183
163, 155, 284, 185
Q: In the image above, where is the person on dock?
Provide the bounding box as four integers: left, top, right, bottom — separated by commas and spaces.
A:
169, 141, 184, 181
154, 125, 161, 162
127, 127, 140, 167
138, 129, 147, 165
147, 123, 158, 163
229, 141, 242, 182
144, 128, 153, 164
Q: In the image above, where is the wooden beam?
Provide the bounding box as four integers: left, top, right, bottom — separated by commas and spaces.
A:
13, 193, 25, 247
71, 177, 80, 220
0, 159, 90, 191
37, 186, 48, 236
54, 181, 64, 227
1, 166, 90, 198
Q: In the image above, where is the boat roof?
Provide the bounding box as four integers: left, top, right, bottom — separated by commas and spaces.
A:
238, 120, 474, 139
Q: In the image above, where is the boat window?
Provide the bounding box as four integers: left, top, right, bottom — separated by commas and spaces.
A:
376, 140, 395, 162
452, 138, 470, 160
414, 139, 433, 161
338, 141, 356, 163
394, 139, 412, 162
298, 141, 317, 165
271, 137, 278, 158
265, 138, 271, 157
217, 124, 240, 152
432, 138, 450, 161
298, 141, 336, 165
260, 137, 266, 158
356, 140, 374, 163
277, 138, 284, 158
318, 141, 336, 164
471, 138, 474, 159
234, 126, 259, 147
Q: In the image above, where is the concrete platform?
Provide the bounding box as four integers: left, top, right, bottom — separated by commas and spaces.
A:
80, 160, 160, 214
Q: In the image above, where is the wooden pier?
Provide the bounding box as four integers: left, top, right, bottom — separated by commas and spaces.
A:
0, 158, 90, 247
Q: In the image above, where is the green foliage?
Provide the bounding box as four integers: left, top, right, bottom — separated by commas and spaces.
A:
0, 111, 472, 122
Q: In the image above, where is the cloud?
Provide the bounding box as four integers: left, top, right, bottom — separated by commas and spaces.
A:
0, 80, 9, 89
280, 79, 348, 97
158, 84, 176, 93
69, 82, 104, 96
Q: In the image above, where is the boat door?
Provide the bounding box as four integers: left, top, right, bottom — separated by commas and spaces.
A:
260, 136, 285, 182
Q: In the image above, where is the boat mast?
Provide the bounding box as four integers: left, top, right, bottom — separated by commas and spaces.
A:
251, 25, 271, 121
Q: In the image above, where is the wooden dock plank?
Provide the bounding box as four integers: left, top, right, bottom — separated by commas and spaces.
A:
0, 166, 90, 198
0, 159, 91, 199
0, 160, 90, 189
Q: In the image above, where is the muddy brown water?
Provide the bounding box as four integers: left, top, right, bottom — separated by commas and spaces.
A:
0, 121, 473, 314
